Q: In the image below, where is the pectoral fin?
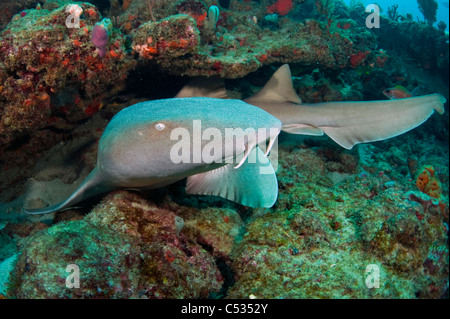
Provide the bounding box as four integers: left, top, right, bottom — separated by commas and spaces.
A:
186, 147, 278, 207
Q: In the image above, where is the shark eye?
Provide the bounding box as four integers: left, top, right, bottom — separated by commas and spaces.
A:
155, 123, 165, 130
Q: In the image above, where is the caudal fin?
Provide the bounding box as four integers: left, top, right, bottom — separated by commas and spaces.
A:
175, 78, 228, 99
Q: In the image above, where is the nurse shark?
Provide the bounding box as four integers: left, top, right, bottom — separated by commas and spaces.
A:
24, 65, 446, 214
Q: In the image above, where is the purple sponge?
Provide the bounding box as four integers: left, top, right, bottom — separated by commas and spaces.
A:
91, 24, 108, 57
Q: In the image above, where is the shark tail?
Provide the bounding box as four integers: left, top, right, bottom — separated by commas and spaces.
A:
175, 77, 228, 99
23, 167, 110, 215
175, 64, 446, 149
314, 94, 446, 149
245, 64, 446, 149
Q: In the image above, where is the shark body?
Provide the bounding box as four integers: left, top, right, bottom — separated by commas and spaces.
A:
24, 64, 446, 214
24, 98, 281, 214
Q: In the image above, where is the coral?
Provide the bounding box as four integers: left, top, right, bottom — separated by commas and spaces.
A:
375, 49, 389, 68
417, 0, 438, 26
0, 3, 136, 146
91, 19, 112, 57
180, 206, 244, 262
9, 191, 224, 298
126, 0, 368, 78
314, 0, 335, 17
292, 69, 362, 103
372, 18, 448, 75
416, 165, 442, 198
132, 14, 200, 61
350, 50, 370, 68
0, 0, 381, 148
227, 143, 448, 298
415, 165, 447, 215
387, 4, 401, 22
122, 0, 133, 11
437, 21, 447, 32
204, 5, 220, 31
267, 0, 294, 16
407, 191, 443, 219
3, 104, 448, 299
0, 0, 448, 300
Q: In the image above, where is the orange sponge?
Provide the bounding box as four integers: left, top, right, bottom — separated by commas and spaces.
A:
416, 165, 442, 198
424, 179, 442, 198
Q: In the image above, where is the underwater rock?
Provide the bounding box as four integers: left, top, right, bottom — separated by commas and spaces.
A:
180, 205, 244, 263
0, 254, 19, 296
0, 0, 39, 30
0, 2, 136, 146
132, 14, 200, 61
227, 145, 449, 298
10, 218, 143, 298
0, 0, 448, 300
1, 0, 382, 148
9, 191, 224, 298
372, 18, 448, 80
127, 0, 367, 78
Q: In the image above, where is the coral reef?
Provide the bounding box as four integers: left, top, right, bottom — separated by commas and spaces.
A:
414, 165, 447, 214
372, 18, 448, 77
416, 165, 442, 198
132, 14, 200, 62
417, 0, 438, 26
0, 0, 379, 148
3, 0, 446, 150
0, 0, 448, 300
8, 191, 228, 298
130, 3, 362, 78
0, 2, 136, 146
227, 144, 448, 298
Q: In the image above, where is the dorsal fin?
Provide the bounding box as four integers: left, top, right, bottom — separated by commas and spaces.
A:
175, 78, 228, 99
249, 64, 302, 104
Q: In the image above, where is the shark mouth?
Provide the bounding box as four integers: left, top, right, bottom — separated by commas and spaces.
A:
234, 126, 280, 169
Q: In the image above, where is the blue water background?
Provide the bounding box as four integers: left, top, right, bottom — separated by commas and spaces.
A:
343, 0, 449, 30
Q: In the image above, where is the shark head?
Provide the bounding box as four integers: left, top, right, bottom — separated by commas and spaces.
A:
99, 97, 281, 187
